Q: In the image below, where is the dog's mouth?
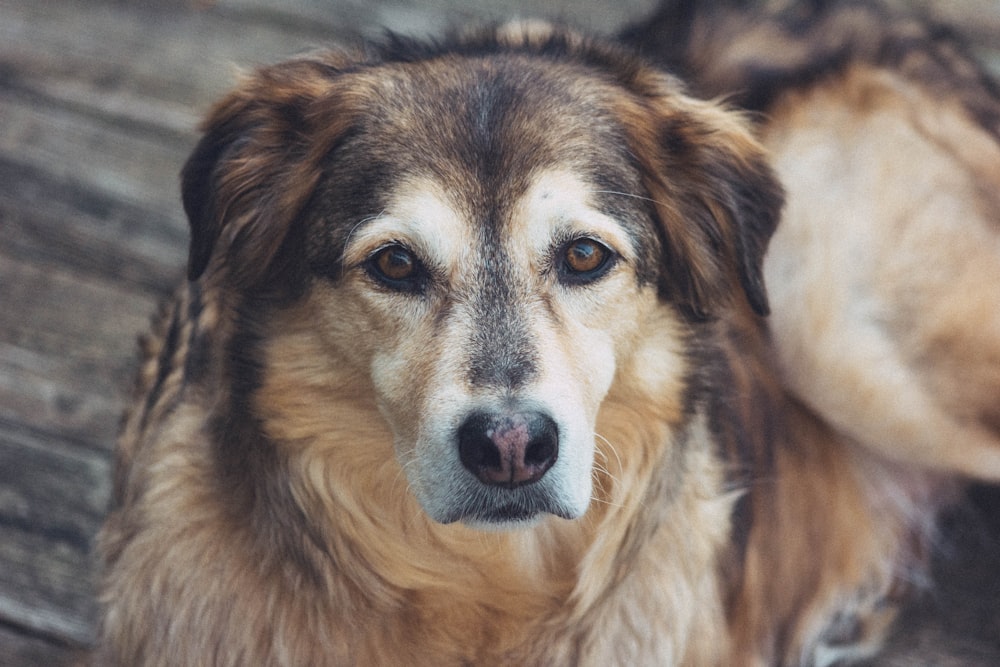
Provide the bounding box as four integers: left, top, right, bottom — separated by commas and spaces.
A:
481, 504, 539, 524
441, 485, 581, 527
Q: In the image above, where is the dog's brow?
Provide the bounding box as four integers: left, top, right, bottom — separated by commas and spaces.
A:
339, 210, 388, 267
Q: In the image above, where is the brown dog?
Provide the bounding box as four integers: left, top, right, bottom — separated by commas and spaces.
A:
97, 6, 1000, 665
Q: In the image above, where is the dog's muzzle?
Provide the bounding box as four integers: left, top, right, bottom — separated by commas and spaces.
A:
458, 410, 559, 488
416, 407, 581, 526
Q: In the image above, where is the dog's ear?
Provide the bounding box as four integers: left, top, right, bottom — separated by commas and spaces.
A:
616, 73, 784, 319
182, 56, 358, 289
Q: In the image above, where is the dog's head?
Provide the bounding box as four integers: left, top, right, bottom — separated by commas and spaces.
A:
182, 26, 782, 528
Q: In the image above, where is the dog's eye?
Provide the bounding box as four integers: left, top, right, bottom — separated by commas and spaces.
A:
366, 244, 426, 292
559, 238, 615, 285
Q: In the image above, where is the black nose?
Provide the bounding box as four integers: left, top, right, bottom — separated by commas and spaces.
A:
457, 411, 559, 488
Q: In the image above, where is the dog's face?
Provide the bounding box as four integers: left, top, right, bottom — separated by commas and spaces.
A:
181, 29, 782, 528
327, 166, 656, 525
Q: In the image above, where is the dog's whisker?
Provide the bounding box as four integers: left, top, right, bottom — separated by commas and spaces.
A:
587, 491, 624, 510
337, 210, 388, 275
587, 188, 675, 211
392, 453, 417, 486
594, 432, 624, 477
589, 453, 625, 513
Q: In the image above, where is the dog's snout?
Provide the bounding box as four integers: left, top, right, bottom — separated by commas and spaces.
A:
458, 411, 559, 488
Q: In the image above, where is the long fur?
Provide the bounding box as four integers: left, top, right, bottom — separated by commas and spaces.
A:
97, 4, 998, 665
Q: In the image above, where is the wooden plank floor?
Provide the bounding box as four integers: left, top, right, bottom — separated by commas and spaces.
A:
0, 0, 997, 664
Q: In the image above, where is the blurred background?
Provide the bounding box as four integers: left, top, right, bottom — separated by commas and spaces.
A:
1, 1, 998, 664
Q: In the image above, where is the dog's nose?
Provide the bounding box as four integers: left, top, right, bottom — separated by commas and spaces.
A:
458, 411, 559, 488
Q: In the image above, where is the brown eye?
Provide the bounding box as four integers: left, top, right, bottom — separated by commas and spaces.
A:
375, 246, 415, 280
366, 244, 427, 292
559, 238, 615, 285
565, 239, 605, 273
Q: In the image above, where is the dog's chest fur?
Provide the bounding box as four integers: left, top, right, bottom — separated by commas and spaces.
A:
105, 278, 739, 665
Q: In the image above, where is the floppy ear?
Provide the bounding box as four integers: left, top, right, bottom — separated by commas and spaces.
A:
182, 56, 358, 289
616, 74, 784, 319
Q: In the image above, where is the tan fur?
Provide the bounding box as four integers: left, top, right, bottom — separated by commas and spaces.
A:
763, 63, 1000, 478
96, 11, 987, 666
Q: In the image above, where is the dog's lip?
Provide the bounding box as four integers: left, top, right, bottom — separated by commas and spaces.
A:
433, 490, 582, 526
459, 505, 546, 529
476, 503, 541, 523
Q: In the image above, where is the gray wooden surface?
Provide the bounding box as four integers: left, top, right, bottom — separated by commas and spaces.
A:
0, 1, 997, 664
